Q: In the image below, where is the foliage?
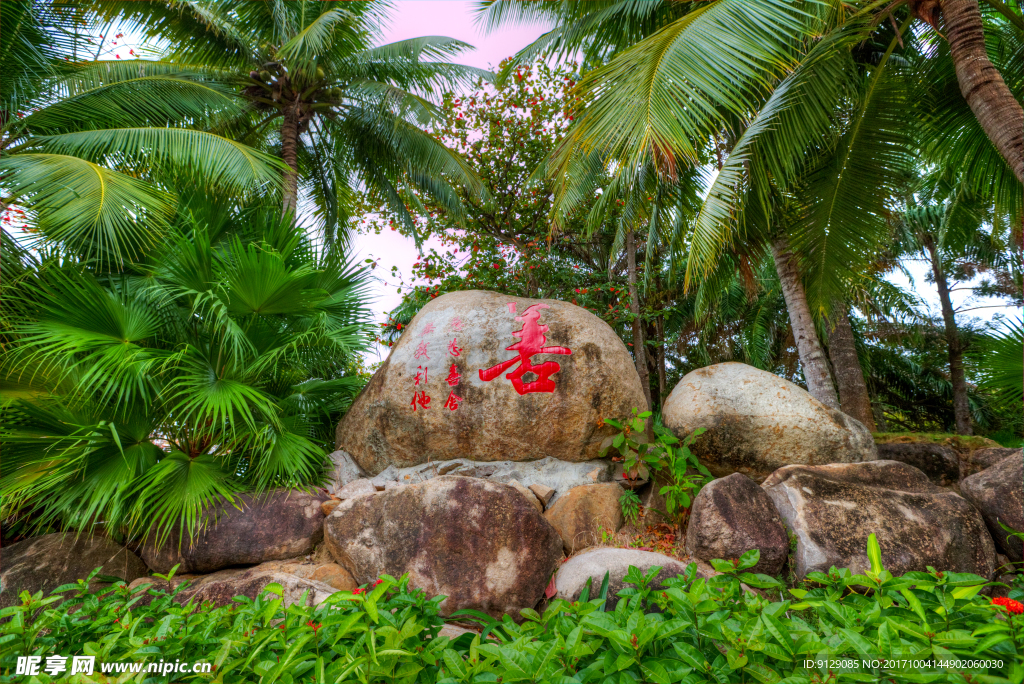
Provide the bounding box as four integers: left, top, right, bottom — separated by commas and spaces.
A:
601, 409, 710, 528
94, 0, 488, 244
618, 489, 641, 526
0, 201, 373, 545
3, 537, 1022, 683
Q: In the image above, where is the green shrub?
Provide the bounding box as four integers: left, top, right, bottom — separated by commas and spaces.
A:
1, 536, 1021, 683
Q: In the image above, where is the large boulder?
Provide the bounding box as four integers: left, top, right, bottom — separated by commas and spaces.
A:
324, 476, 563, 618
1, 534, 148, 607
963, 447, 1022, 479
326, 449, 367, 494
139, 490, 326, 574
875, 442, 960, 487
961, 452, 1023, 562
685, 473, 789, 575
336, 291, 647, 475
129, 562, 345, 609
662, 363, 877, 481
554, 548, 710, 609
544, 483, 625, 553
762, 461, 996, 578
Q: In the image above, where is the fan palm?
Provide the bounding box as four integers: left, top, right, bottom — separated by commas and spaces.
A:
0, 0, 286, 264
97, 0, 490, 244
0, 199, 373, 544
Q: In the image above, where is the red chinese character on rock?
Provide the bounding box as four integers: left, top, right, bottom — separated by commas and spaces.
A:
447, 338, 462, 357
443, 390, 463, 410
420, 322, 435, 336
413, 341, 430, 360
410, 391, 431, 411
414, 366, 428, 386
446, 364, 461, 386
479, 303, 571, 395
451, 316, 465, 332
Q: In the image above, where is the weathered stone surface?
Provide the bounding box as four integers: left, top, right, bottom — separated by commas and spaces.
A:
876, 443, 960, 487
322, 499, 341, 516
965, 448, 1022, 478
326, 450, 366, 494
961, 452, 1023, 562
378, 456, 614, 505
554, 548, 711, 609
129, 563, 345, 609
544, 483, 625, 554
508, 480, 543, 513
529, 484, 556, 507
662, 363, 877, 481
139, 490, 325, 574
337, 478, 378, 500
324, 476, 563, 618
336, 291, 647, 475
685, 473, 788, 575
1, 534, 148, 607
762, 461, 996, 578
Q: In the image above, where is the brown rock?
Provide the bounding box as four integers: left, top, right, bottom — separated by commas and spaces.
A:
508, 480, 543, 513
961, 452, 1023, 562
662, 363, 877, 481
529, 484, 556, 507
876, 442, 960, 487
335, 290, 647, 475
763, 461, 996, 578
138, 489, 325, 574
324, 476, 562, 618
1, 534, 148, 607
964, 447, 1022, 478
685, 473, 789, 575
322, 499, 341, 516
129, 564, 340, 609
544, 483, 625, 554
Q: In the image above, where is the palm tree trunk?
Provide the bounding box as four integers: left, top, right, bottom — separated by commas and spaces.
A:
829, 308, 877, 431
281, 107, 301, 216
626, 230, 653, 410
656, 314, 667, 401
770, 236, 840, 409
940, 0, 1024, 184
922, 234, 973, 435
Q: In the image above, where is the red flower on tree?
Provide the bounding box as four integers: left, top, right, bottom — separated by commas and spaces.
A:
479, 303, 571, 395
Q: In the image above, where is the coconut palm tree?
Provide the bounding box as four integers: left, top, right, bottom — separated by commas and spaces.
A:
0, 0, 286, 264
96, 0, 491, 245
0, 198, 373, 544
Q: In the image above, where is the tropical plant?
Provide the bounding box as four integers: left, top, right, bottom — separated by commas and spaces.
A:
97, 0, 490, 244
0, 199, 373, 544
0, 0, 285, 264
3, 536, 1022, 684
600, 408, 710, 530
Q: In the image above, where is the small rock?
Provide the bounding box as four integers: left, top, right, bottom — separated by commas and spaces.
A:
961, 452, 1023, 562
685, 473, 788, 576
554, 548, 711, 610
662, 362, 877, 481
876, 443, 960, 487
384, 481, 406, 491
1, 534, 148, 608
544, 483, 625, 554
327, 450, 366, 493
324, 476, 562, 618
529, 484, 556, 507
337, 478, 377, 500
371, 465, 400, 490
129, 567, 338, 609
139, 489, 326, 574
762, 460, 996, 578
508, 479, 543, 513
321, 499, 340, 516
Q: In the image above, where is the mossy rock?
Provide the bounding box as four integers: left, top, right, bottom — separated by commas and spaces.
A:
872, 432, 1000, 456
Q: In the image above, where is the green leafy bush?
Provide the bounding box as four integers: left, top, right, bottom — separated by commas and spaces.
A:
1, 536, 1021, 683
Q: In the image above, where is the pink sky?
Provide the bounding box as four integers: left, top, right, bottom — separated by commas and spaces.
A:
351, 2, 550, 350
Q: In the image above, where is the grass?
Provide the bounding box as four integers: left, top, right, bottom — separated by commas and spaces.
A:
872, 432, 1004, 452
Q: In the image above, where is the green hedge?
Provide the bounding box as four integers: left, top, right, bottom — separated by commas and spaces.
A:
1, 537, 1021, 684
